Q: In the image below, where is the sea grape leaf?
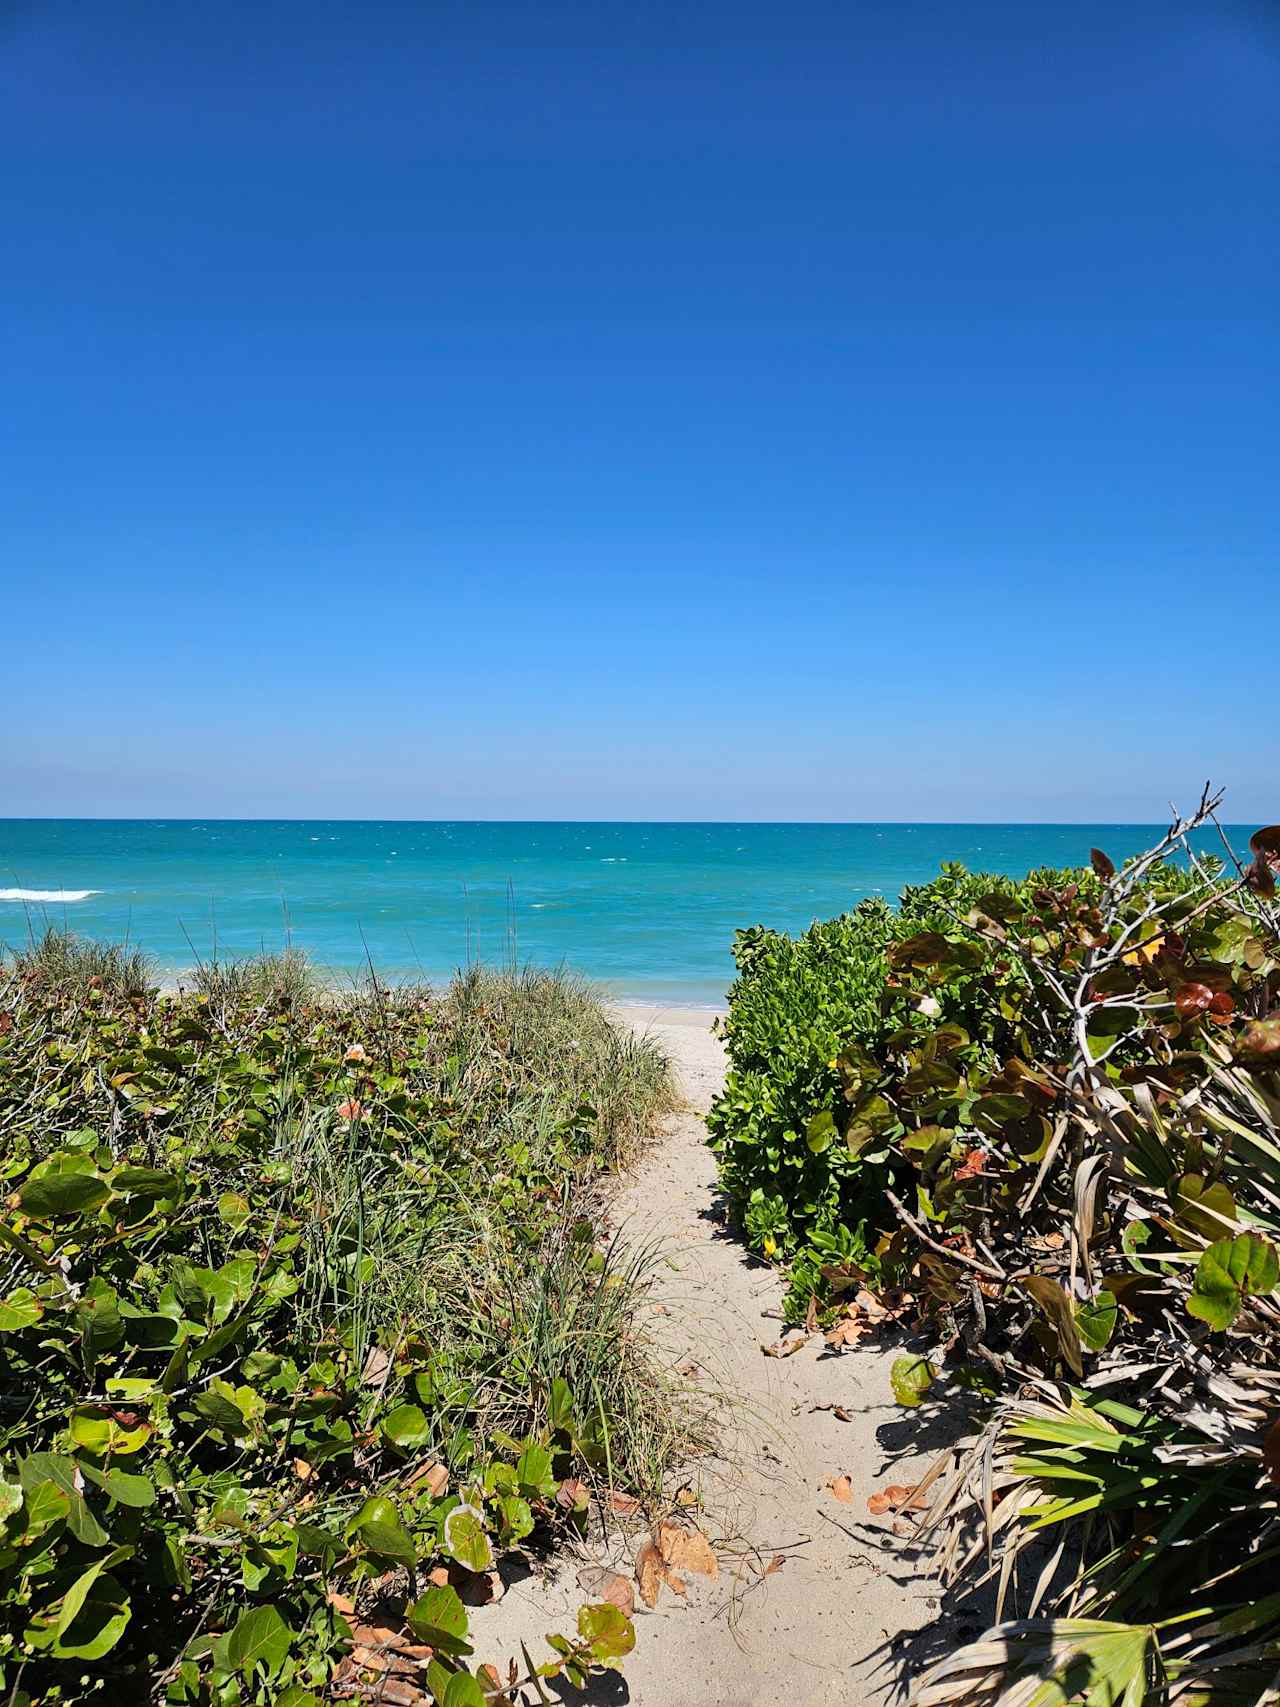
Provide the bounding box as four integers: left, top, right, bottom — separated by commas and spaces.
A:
443, 1501, 493, 1572
76, 1286, 125, 1359
406, 1583, 473, 1656
890, 1355, 936, 1408
347, 1495, 416, 1569
19, 1155, 111, 1218
1075, 1291, 1118, 1352
1188, 1234, 1280, 1330
79, 1463, 156, 1509
442, 1673, 487, 1707
578, 1600, 636, 1661
382, 1403, 430, 1448
972, 1093, 1031, 1132
20, 1451, 108, 1546
113, 1166, 181, 1198
35, 1569, 131, 1661
1020, 1275, 1085, 1376
805, 1110, 836, 1154
0, 1288, 43, 1331
516, 1441, 555, 1497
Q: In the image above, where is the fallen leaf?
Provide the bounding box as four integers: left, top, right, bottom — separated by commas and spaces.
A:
762, 1553, 786, 1576
761, 1334, 807, 1358
824, 1313, 872, 1351
827, 1475, 854, 1504
326, 1590, 356, 1616
361, 1345, 392, 1386
426, 1566, 451, 1588
656, 1521, 718, 1578
293, 1457, 315, 1481
577, 1565, 636, 1614
404, 1459, 448, 1498
810, 1403, 853, 1422
349, 1621, 406, 1650
868, 1482, 929, 1516
635, 1538, 666, 1608
609, 1490, 643, 1515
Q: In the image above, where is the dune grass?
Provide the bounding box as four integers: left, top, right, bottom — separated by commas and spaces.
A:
0, 938, 683, 1701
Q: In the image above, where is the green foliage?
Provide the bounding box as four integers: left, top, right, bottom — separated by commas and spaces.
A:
713, 812, 1280, 1705
707, 863, 1079, 1316
0, 952, 664, 1702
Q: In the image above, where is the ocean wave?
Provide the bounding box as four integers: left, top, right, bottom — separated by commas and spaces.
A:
0, 888, 101, 903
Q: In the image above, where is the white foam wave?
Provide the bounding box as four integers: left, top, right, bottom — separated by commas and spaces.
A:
0, 888, 101, 903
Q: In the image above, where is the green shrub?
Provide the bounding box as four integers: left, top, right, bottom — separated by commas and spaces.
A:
712, 803, 1280, 1705
707, 863, 1077, 1314
0, 952, 675, 1704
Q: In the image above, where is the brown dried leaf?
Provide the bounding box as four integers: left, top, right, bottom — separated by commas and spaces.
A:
635, 1538, 666, 1608
326, 1589, 357, 1617
827, 1475, 854, 1504
349, 1622, 406, 1650
656, 1521, 718, 1578
867, 1483, 927, 1516
403, 1459, 448, 1498
576, 1565, 636, 1614
824, 1312, 872, 1351
609, 1490, 643, 1515
361, 1345, 392, 1386
761, 1334, 807, 1358
763, 1553, 786, 1576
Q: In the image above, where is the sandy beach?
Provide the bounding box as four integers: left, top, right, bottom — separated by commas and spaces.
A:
468, 1005, 939, 1705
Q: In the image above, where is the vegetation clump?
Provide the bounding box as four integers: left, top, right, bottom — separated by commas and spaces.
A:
710, 793, 1280, 1704
0, 948, 675, 1704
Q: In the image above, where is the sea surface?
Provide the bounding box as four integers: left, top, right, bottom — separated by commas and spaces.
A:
0, 821, 1254, 1006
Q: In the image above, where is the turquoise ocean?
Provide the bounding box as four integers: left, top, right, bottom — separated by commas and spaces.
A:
0, 821, 1254, 1007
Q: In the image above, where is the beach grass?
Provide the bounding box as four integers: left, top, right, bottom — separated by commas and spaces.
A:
0, 938, 681, 1701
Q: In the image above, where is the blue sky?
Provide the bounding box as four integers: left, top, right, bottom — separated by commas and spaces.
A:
4, 0, 1277, 821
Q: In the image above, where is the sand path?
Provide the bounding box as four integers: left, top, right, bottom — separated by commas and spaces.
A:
469, 1007, 938, 1704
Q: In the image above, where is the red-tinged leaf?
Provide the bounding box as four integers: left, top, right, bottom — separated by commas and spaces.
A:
1208, 991, 1235, 1016
1175, 983, 1214, 1018
867, 1483, 928, 1516
576, 1566, 635, 1614
1247, 851, 1277, 898
1090, 848, 1116, 881
556, 1477, 588, 1510
1239, 1015, 1280, 1058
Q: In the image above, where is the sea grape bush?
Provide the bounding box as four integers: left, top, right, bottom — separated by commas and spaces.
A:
713, 800, 1280, 1702
707, 864, 1079, 1315
0, 952, 667, 1704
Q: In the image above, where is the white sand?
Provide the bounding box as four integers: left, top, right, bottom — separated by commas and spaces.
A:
467, 1005, 940, 1704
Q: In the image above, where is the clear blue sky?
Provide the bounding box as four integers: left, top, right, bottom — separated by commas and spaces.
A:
4, 0, 1277, 822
